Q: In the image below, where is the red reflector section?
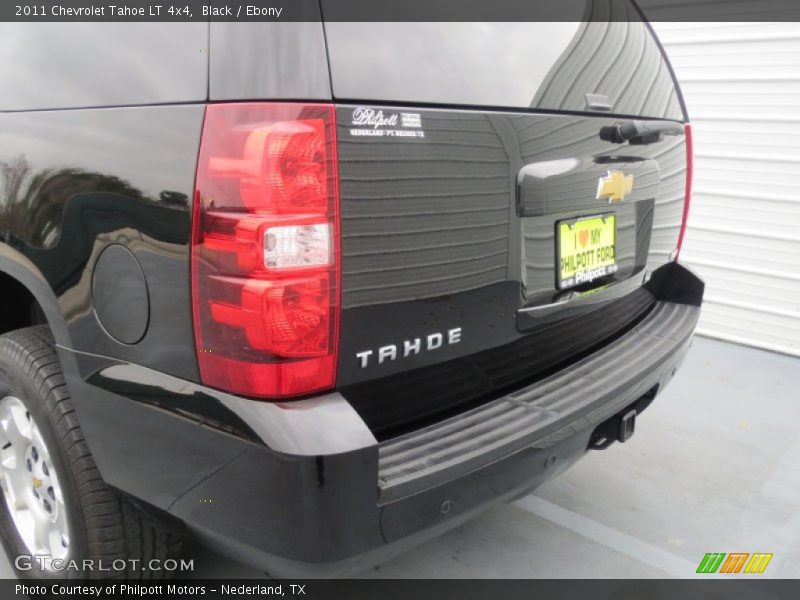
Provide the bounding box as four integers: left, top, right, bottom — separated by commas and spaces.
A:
192, 104, 340, 398
675, 123, 693, 261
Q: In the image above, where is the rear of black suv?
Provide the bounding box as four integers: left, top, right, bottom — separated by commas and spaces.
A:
0, 5, 702, 579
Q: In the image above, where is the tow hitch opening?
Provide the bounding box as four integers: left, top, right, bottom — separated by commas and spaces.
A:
588, 387, 657, 451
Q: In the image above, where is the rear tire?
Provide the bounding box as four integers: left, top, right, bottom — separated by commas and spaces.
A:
0, 325, 183, 579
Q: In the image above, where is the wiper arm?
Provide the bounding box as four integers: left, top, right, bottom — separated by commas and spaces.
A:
600, 120, 685, 145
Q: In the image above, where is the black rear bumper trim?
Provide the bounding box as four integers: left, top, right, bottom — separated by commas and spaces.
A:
378, 299, 699, 504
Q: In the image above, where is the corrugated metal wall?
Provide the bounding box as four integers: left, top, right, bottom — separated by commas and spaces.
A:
653, 22, 800, 356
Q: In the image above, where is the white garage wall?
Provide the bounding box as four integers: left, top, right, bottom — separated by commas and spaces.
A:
653, 22, 800, 356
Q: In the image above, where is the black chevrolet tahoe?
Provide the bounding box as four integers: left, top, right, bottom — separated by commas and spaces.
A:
0, 4, 703, 579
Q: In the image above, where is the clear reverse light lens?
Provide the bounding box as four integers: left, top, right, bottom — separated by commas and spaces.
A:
264, 223, 331, 269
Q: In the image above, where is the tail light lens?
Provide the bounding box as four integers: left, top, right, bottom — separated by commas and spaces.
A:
192, 104, 340, 398
675, 123, 693, 261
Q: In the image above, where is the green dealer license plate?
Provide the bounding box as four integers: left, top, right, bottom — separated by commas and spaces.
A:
557, 214, 618, 290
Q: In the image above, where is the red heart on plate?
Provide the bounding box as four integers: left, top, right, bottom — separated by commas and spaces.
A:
578, 229, 590, 248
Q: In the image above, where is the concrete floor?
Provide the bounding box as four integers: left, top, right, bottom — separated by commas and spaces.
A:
2, 336, 798, 578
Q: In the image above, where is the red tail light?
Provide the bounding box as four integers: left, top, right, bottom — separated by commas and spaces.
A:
191, 103, 340, 398
675, 123, 693, 261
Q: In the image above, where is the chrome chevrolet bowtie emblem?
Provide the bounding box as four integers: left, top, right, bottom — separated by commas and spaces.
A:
597, 170, 634, 203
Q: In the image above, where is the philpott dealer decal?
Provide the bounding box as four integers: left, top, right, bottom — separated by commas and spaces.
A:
349, 107, 425, 139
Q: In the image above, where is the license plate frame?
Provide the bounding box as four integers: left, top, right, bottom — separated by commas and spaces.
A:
556, 214, 618, 290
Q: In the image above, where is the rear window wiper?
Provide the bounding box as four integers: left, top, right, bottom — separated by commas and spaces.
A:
600, 120, 685, 145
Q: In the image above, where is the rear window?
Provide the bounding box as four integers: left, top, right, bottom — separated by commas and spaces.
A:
322, 19, 684, 120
